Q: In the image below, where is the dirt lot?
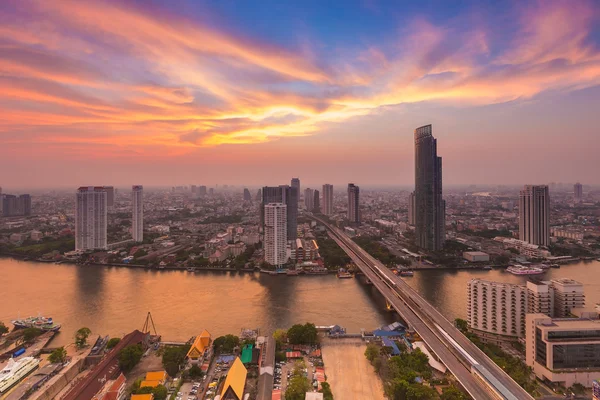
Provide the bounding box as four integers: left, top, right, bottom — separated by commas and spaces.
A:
320, 338, 385, 400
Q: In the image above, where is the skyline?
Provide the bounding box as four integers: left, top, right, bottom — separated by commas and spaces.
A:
1, 0, 600, 187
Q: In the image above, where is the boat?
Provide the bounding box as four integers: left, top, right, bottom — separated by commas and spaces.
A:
0, 357, 40, 393
186, 267, 195, 272
550, 264, 560, 268
399, 270, 414, 277
506, 265, 545, 275
286, 270, 300, 276
11, 316, 61, 332
482, 266, 493, 270
305, 267, 329, 275
337, 269, 353, 279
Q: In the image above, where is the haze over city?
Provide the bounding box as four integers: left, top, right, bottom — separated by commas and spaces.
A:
1, 0, 600, 188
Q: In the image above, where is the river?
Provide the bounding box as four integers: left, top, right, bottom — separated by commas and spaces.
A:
1, 258, 599, 347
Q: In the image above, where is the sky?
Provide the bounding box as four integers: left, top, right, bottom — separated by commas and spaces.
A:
1, 0, 600, 189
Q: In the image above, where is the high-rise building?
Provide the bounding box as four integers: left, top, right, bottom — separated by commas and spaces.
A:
243, 188, 251, 201
322, 184, 333, 216
414, 124, 445, 251
291, 178, 300, 198
408, 191, 416, 225
261, 185, 298, 240
527, 279, 585, 318
526, 313, 600, 387
255, 189, 262, 202
0, 186, 3, 214
519, 185, 550, 246
76, 187, 108, 251
104, 186, 114, 210
199, 186, 207, 196
2, 194, 31, 217
264, 203, 287, 266
313, 190, 320, 213
132, 185, 143, 242
467, 279, 527, 343
304, 188, 314, 210
347, 183, 360, 224
574, 182, 583, 203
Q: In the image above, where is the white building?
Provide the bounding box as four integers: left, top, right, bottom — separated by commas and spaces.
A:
519, 185, 550, 246
104, 186, 115, 210
527, 279, 585, 318
322, 184, 333, 216
264, 203, 287, 267
463, 251, 490, 262
132, 185, 143, 242
76, 186, 107, 250
494, 237, 551, 258
467, 279, 527, 342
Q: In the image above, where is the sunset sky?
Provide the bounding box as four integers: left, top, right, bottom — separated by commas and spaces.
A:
1, 0, 600, 189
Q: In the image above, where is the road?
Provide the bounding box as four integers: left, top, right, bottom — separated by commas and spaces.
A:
315, 216, 534, 400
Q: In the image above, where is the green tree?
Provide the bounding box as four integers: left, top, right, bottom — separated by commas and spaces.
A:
133, 249, 148, 258
0, 321, 8, 336
188, 365, 203, 379
152, 385, 168, 400
21, 327, 42, 343
365, 343, 379, 363
213, 334, 240, 353
106, 337, 121, 349
162, 345, 190, 377
320, 381, 334, 400
454, 318, 468, 333
285, 370, 311, 400
49, 346, 67, 364
440, 385, 468, 400
118, 344, 144, 372
136, 387, 154, 394
273, 329, 287, 345
75, 327, 92, 348
287, 323, 318, 345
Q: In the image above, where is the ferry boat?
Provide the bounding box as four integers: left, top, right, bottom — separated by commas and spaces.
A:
305, 267, 329, 275
336, 269, 353, 279
399, 270, 414, 277
0, 357, 40, 393
11, 316, 61, 332
550, 264, 560, 268
506, 265, 545, 275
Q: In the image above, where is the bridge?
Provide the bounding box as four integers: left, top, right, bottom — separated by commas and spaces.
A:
313, 216, 534, 400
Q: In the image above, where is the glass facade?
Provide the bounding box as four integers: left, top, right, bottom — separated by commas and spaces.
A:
552, 344, 600, 369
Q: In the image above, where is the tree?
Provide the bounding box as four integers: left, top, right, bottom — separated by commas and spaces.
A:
118, 344, 143, 372
136, 387, 154, 394
162, 345, 190, 377
213, 334, 240, 353
454, 318, 468, 333
320, 381, 334, 400
0, 321, 8, 336
287, 323, 318, 345
21, 327, 42, 343
273, 329, 287, 345
106, 337, 121, 349
133, 249, 148, 258
48, 346, 67, 364
365, 343, 379, 363
285, 371, 311, 400
440, 385, 468, 400
189, 365, 203, 379
151, 385, 168, 400
75, 327, 92, 348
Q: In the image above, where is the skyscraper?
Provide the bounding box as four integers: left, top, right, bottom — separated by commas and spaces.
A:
199, 186, 207, 196
264, 203, 287, 266
574, 182, 583, 203
304, 188, 314, 210
76, 187, 107, 251
322, 184, 333, 216
261, 185, 298, 240
243, 188, 252, 201
2, 194, 31, 217
104, 186, 114, 210
519, 185, 550, 246
313, 189, 320, 213
414, 124, 445, 251
347, 183, 360, 224
132, 185, 143, 242
408, 191, 416, 225
291, 178, 300, 198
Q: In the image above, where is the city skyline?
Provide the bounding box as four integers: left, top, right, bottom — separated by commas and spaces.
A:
1, 0, 600, 188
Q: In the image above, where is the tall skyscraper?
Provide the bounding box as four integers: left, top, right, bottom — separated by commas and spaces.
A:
255, 189, 262, 201
261, 185, 298, 240
408, 191, 416, 225
199, 186, 207, 196
291, 178, 300, 198
76, 187, 108, 251
264, 203, 287, 266
313, 190, 320, 213
243, 188, 252, 201
322, 184, 333, 216
2, 194, 31, 217
574, 182, 583, 203
414, 124, 445, 251
104, 186, 114, 210
0, 186, 3, 214
347, 183, 360, 224
519, 185, 550, 246
304, 188, 314, 210
132, 185, 143, 242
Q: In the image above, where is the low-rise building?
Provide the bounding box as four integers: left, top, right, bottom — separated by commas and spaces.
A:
140, 371, 167, 389
186, 330, 212, 363
494, 237, 551, 258
220, 357, 247, 400
463, 251, 490, 262
526, 313, 600, 387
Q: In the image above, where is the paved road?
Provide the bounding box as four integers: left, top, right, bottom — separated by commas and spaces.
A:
316, 217, 534, 400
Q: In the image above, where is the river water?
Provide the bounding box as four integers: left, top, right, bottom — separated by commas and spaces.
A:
1, 258, 599, 347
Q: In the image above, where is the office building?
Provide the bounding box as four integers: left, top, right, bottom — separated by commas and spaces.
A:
199, 186, 207, 196
414, 124, 445, 251
304, 188, 314, 210
76, 187, 108, 250
132, 185, 143, 242
291, 177, 300, 198
313, 189, 320, 213
347, 184, 360, 224
104, 186, 114, 210
261, 185, 298, 240
322, 184, 333, 215
255, 189, 261, 202
2, 194, 32, 217
519, 185, 550, 246
467, 279, 527, 342
264, 203, 287, 267
527, 279, 585, 318
243, 188, 251, 201
526, 313, 600, 387
574, 182, 583, 203
408, 191, 416, 225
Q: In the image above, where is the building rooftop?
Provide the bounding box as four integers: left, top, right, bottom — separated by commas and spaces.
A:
220, 357, 247, 400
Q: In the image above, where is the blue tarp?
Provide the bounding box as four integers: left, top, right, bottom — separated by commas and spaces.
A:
216, 355, 236, 363
381, 337, 401, 355
373, 329, 403, 337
